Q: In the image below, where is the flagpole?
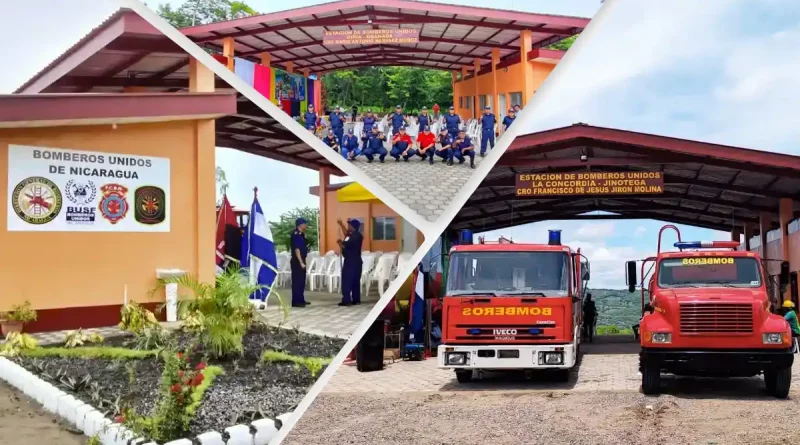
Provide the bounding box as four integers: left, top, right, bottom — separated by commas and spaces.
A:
249, 187, 258, 289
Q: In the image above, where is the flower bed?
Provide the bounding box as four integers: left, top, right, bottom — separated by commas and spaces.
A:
10, 323, 345, 442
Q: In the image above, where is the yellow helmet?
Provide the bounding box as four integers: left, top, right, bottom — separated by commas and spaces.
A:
783, 300, 795, 309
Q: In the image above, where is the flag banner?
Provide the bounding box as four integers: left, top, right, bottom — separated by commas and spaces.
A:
408, 263, 425, 341
242, 193, 278, 302
215, 195, 241, 273
233, 57, 256, 87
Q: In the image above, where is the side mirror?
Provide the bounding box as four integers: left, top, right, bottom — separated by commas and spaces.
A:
626, 261, 637, 293
582, 263, 590, 281
780, 261, 790, 293
643, 303, 654, 315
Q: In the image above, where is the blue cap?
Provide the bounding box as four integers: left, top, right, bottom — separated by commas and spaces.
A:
348, 219, 360, 230
421, 125, 429, 131
348, 128, 354, 134
295, 218, 307, 227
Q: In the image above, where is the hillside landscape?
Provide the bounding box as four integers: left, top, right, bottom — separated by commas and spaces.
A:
588, 288, 645, 332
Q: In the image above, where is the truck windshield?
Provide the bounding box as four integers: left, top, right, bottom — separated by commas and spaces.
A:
446, 251, 570, 296
657, 256, 762, 288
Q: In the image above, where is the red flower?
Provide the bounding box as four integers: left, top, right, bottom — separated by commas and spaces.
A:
176, 352, 184, 360
191, 373, 205, 387
195, 362, 207, 371
114, 415, 125, 423
170, 383, 182, 393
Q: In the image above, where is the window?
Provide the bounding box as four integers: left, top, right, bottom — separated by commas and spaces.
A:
459, 96, 463, 108
498, 94, 507, 113
371, 216, 396, 241
465, 96, 472, 110
446, 251, 570, 296
479, 95, 487, 110
657, 257, 762, 288
509, 92, 522, 108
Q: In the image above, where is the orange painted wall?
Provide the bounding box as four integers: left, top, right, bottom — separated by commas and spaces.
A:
318, 189, 423, 254
454, 61, 556, 118
0, 121, 215, 312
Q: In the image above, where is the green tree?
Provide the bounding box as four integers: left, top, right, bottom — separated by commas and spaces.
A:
269, 207, 319, 252
215, 167, 229, 206
547, 34, 579, 51
155, 0, 257, 28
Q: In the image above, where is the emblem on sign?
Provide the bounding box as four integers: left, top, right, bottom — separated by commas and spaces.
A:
65, 180, 97, 205
134, 186, 166, 225
98, 184, 129, 224
11, 176, 63, 225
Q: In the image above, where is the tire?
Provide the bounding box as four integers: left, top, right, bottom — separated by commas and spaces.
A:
554, 369, 570, 382
770, 366, 792, 399
455, 370, 473, 383
641, 364, 661, 395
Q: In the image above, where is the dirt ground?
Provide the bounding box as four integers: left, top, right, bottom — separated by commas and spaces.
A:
283, 389, 800, 445
0, 382, 86, 444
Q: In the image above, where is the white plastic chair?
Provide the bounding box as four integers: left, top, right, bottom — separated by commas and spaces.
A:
306, 256, 325, 290
325, 256, 342, 293
311, 253, 338, 291
367, 254, 396, 298
394, 252, 413, 279
276, 254, 292, 287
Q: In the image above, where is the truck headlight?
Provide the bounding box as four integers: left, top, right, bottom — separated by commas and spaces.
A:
762, 333, 785, 345
651, 333, 672, 344
539, 352, 563, 365
446, 352, 468, 365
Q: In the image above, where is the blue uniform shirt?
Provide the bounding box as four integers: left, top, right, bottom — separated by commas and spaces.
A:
456, 136, 473, 150
342, 230, 363, 262
438, 134, 454, 148
323, 135, 339, 148
304, 112, 317, 129
391, 112, 405, 130
418, 114, 430, 130
362, 116, 376, 132
480, 113, 496, 131
444, 114, 461, 132
290, 230, 308, 264
366, 133, 384, 150
329, 112, 344, 129
343, 135, 359, 150
503, 115, 515, 129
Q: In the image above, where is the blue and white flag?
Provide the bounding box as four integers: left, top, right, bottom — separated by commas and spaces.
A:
241, 195, 278, 302
408, 263, 425, 341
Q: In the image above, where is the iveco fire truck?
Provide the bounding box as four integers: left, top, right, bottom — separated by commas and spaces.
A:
627, 225, 793, 398
438, 230, 590, 383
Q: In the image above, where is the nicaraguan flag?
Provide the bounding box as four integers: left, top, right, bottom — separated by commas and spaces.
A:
408, 263, 425, 341
241, 195, 278, 301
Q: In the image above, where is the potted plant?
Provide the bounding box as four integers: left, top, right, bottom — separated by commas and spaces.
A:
1, 301, 37, 336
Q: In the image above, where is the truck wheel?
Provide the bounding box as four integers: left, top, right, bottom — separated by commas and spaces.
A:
769, 367, 792, 399
641, 364, 661, 395
455, 370, 473, 383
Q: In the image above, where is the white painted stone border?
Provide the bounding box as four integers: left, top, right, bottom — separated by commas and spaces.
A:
0, 357, 292, 445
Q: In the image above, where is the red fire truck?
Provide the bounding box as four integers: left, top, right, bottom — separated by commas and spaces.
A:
438, 231, 590, 383
627, 225, 793, 398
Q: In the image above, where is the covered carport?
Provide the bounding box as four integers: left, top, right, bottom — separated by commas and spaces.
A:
449, 124, 800, 295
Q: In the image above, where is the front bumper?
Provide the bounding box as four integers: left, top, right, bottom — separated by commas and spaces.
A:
438, 344, 576, 370
640, 347, 794, 376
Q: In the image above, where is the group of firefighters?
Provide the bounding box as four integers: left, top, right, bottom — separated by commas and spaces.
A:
303, 104, 520, 169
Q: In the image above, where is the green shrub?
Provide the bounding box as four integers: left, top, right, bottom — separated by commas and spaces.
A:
261, 350, 332, 378
0, 332, 38, 357
22, 346, 157, 359
2, 301, 37, 323
64, 329, 104, 348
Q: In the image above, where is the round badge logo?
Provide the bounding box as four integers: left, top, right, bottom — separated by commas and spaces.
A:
134, 186, 166, 225
12, 176, 63, 225
65, 179, 97, 205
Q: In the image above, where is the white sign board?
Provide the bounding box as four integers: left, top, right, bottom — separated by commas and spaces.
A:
6, 145, 170, 232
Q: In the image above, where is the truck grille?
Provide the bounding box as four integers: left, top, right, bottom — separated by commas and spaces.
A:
679, 303, 753, 334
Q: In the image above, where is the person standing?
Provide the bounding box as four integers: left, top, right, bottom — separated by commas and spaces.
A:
418, 106, 431, 133
290, 218, 310, 308
432, 103, 440, 119
360, 109, 377, 150
583, 293, 598, 343
303, 104, 318, 133
337, 218, 363, 306
329, 106, 345, 143
782, 300, 800, 352
444, 106, 461, 139
502, 108, 516, 132
479, 105, 497, 157
351, 105, 358, 121
390, 105, 407, 135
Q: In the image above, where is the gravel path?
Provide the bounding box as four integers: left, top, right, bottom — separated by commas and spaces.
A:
283, 390, 800, 445
0, 382, 85, 444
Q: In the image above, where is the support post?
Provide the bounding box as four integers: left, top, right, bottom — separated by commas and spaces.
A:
520, 30, 535, 107
286, 61, 294, 73
780, 198, 794, 301
473, 58, 481, 120
760, 211, 771, 261
743, 222, 753, 251
222, 37, 235, 71
260, 52, 271, 66
491, 48, 500, 119
319, 168, 330, 254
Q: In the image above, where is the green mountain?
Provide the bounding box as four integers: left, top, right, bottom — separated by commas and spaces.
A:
587, 288, 647, 330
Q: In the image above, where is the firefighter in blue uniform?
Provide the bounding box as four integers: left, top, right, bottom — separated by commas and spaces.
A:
322, 130, 340, 154
360, 109, 377, 151
444, 106, 461, 139
390, 126, 415, 162
390, 105, 407, 135
337, 218, 363, 306
329, 105, 345, 143
418, 106, 431, 132
436, 127, 454, 165
341, 128, 360, 160
452, 129, 476, 169
362, 126, 387, 163
290, 218, 310, 307
303, 104, 318, 133
502, 108, 516, 132
479, 105, 497, 157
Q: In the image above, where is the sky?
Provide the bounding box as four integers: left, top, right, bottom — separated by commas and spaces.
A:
4, 0, 796, 287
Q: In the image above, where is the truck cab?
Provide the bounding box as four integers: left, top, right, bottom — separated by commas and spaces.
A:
437, 231, 589, 383
626, 225, 793, 398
